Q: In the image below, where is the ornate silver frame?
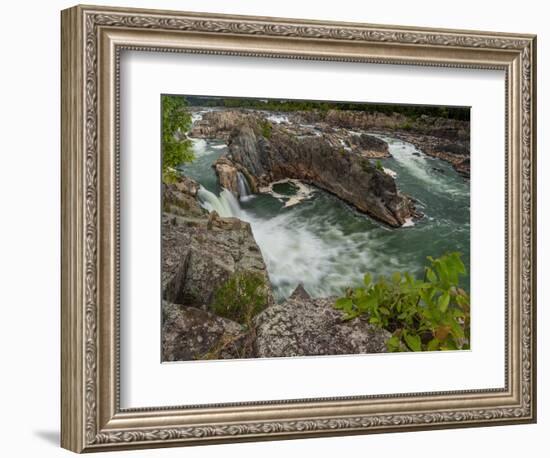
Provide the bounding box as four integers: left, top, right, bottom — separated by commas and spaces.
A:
61, 4, 537, 453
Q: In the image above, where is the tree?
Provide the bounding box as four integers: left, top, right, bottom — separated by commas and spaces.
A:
162, 95, 194, 183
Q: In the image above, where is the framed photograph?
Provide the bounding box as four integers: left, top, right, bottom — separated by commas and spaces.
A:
61, 4, 537, 453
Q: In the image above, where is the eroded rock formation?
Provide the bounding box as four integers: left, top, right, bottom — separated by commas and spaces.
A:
225, 121, 416, 227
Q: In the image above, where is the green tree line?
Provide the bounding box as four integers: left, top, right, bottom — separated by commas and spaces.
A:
181, 95, 469, 121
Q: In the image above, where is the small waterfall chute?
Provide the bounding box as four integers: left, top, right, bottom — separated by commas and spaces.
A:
237, 172, 253, 201
197, 186, 242, 218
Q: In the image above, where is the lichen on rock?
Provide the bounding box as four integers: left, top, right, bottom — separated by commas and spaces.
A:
253, 285, 391, 358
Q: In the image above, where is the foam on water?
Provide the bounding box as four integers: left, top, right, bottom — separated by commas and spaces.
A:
266, 113, 290, 124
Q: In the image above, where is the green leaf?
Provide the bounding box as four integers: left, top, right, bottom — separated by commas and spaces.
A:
387, 336, 401, 352
404, 332, 422, 352
449, 320, 465, 339
426, 267, 437, 284
442, 338, 458, 351
330, 253, 469, 355
369, 316, 380, 325
438, 292, 450, 312
427, 338, 441, 351
363, 273, 372, 286
456, 294, 469, 309
357, 295, 377, 313
334, 297, 353, 312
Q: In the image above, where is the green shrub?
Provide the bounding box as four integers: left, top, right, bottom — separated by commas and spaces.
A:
334, 252, 470, 352
375, 159, 383, 171
259, 119, 273, 139
212, 271, 268, 326
162, 95, 194, 183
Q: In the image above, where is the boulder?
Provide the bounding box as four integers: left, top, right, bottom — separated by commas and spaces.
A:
213, 155, 239, 194
253, 286, 391, 357
346, 133, 390, 158
162, 175, 206, 218
162, 209, 271, 311
162, 301, 246, 361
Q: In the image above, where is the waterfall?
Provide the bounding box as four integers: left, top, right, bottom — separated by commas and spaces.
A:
197, 186, 242, 218
237, 172, 252, 201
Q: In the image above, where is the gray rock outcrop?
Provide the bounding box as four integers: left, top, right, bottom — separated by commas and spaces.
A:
162, 175, 206, 218
226, 122, 416, 227
253, 286, 391, 357
162, 301, 247, 361
345, 133, 390, 158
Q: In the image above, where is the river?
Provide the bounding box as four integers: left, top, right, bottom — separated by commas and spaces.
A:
180, 118, 470, 302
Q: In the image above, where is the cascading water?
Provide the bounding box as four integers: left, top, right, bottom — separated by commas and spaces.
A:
237, 172, 252, 201
197, 187, 241, 218
181, 118, 470, 302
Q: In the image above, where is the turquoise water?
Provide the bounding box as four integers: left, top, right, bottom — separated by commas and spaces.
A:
180, 133, 470, 302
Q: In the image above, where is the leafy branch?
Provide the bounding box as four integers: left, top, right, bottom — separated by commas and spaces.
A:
162, 95, 195, 183
334, 252, 470, 352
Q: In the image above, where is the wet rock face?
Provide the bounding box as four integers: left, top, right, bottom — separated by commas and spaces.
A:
253, 287, 391, 358
162, 302, 246, 361
213, 155, 239, 195
227, 122, 416, 227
